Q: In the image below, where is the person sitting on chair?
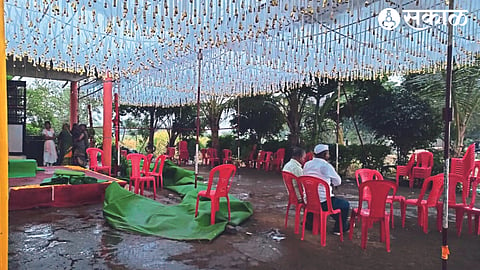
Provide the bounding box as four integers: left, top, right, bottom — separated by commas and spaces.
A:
282, 146, 306, 202
303, 144, 350, 235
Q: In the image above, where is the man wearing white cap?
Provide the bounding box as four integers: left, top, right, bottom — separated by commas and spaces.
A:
303, 143, 350, 235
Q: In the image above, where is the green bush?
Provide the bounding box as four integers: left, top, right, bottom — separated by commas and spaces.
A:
428, 148, 445, 175
328, 144, 391, 176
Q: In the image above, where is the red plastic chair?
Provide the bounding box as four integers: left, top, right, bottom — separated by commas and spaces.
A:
255, 150, 266, 169
349, 181, 397, 252
86, 148, 111, 176
200, 148, 208, 165
354, 168, 384, 207
127, 153, 156, 200
178, 140, 189, 165
298, 175, 344, 246
402, 174, 444, 233
259, 151, 273, 171
443, 173, 470, 236
397, 153, 416, 188
411, 151, 434, 189
207, 148, 220, 167
148, 155, 167, 189
245, 144, 257, 168
166, 147, 176, 161
222, 149, 233, 164
451, 143, 476, 192
281, 171, 305, 234
271, 148, 286, 171
141, 153, 153, 176
464, 177, 480, 235
195, 164, 237, 225
304, 152, 314, 163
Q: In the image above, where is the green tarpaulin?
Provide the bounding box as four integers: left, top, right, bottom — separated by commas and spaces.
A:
8, 159, 38, 178
103, 161, 254, 241
40, 169, 108, 186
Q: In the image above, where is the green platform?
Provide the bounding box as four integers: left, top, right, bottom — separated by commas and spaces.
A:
8, 159, 38, 178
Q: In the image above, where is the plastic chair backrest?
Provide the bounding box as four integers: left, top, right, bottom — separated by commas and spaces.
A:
447, 173, 468, 206
247, 144, 257, 161
205, 164, 237, 196
405, 153, 416, 171
152, 154, 167, 174
355, 168, 384, 187
167, 147, 176, 157
86, 148, 102, 168
416, 151, 433, 169
179, 140, 188, 151
468, 177, 480, 208
275, 148, 285, 161
281, 171, 304, 204
358, 181, 396, 218
127, 153, 146, 178
256, 150, 266, 161
207, 148, 218, 159
223, 149, 232, 159
264, 151, 273, 161
417, 174, 444, 207
142, 153, 153, 173
298, 175, 334, 213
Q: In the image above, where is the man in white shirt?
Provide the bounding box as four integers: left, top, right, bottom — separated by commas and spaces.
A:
303, 144, 350, 235
282, 147, 306, 202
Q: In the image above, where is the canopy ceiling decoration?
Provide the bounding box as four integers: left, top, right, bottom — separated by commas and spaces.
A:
5, 0, 480, 106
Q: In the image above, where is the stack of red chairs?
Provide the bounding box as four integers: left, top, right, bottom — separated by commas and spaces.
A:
245, 144, 257, 168
396, 153, 416, 187
222, 149, 233, 164
270, 148, 285, 171
200, 148, 208, 165
166, 147, 176, 161
178, 140, 189, 165
451, 143, 476, 191
207, 148, 220, 167
411, 151, 434, 189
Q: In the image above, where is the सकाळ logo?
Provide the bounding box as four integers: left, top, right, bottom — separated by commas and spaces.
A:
378, 8, 401, 30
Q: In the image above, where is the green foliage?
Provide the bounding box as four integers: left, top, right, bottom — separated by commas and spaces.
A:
261, 140, 289, 152
219, 134, 237, 152
350, 80, 442, 161
26, 80, 70, 135
429, 148, 445, 176
328, 144, 391, 176
231, 95, 285, 143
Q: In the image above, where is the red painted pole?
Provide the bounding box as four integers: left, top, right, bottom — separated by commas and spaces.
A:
114, 93, 120, 175
103, 74, 113, 167
69, 81, 78, 128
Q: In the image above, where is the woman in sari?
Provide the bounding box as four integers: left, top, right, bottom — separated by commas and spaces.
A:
57, 123, 73, 165
42, 121, 57, 166
72, 124, 89, 167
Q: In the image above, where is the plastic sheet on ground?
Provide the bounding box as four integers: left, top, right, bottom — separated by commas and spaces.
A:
103, 161, 254, 241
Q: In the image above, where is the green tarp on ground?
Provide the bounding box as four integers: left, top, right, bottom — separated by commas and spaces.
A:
103, 161, 254, 240
8, 159, 38, 178
40, 169, 108, 185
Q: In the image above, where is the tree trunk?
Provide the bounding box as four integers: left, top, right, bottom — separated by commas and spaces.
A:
147, 107, 155, 153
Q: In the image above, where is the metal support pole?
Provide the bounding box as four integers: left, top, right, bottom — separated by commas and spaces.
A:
195, 49, 202, 188
336, 82, 341, 172
442, 1, 455, 269
114, 93, 120, 175
70, 81, 78, 129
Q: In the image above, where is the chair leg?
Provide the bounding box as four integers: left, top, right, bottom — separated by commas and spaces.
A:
436, 205, 443, 232
152, 180, 156, 200
400, 200, 406, 228
456, 209, 464, 236
389, 202, 394, 228
467, 213, 473, 234
380, 220, 385, 243
210, 199, 217, 225
312, 214, 320, 236
361, 217, 368, 250
195, 195, 201, 217
385, 216, 391, 252
423, 207, 429, 234
301, 210, 308, 241
409, 178, 414, 189
349, 211, 356, 240
285, 203, 291, 229
338, 215, 343, 242
294, 205, 302, 234
320, 214, 327, 247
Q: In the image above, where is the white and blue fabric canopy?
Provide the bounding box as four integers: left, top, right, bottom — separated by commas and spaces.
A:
5, 0, 480, 106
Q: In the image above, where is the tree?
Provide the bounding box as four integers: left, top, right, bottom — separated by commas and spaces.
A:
351, 80, 442, 161
26, 80, 70, 135
202, 96, 229, 151
230, 95, 284, 143
403, 64, 480, 156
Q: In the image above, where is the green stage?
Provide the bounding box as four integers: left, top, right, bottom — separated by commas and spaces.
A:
8, 159, 39, 178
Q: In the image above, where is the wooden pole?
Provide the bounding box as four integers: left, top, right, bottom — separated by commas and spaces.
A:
114, 93, 120, 175
69, 81, 78, 129
336, 82, 341, 172
0, 1, 9, 267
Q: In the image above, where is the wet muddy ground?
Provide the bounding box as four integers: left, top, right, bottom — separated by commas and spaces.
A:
8, 166, 480, 269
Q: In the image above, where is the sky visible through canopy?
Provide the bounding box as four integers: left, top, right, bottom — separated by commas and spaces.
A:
5, 0, 480, 106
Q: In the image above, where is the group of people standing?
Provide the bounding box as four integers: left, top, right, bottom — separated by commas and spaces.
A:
283, 144, 350, 235
42, 121, 90, 167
